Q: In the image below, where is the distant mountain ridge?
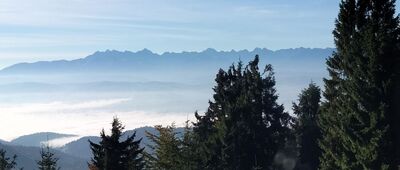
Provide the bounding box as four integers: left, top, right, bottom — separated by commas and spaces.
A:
61, 126, 184, 160
0, 142, 87, 170
11, 132, 77, 147
0, 126, 183, 169
0, 47, 336, 142
0, 48, 335, 75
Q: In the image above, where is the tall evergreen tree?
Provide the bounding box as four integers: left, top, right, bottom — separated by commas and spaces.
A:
37, 145, 60, 170
193, 56, 292, 169
224, 56, 292, 170
89, 118, 144, 170
145, 122, 198, 170
293, 83, 321, 170
319, 0, 400, 169
0, 149, 17, 170
192, 70, 231, 170
145, 124, 181, 170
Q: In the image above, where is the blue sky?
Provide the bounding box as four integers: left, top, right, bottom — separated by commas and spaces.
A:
0, 0, 397, 68
0, 0, 399, 141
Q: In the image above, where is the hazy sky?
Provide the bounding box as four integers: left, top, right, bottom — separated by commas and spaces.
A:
0, 0, 347, 68
1, 0, 400, 141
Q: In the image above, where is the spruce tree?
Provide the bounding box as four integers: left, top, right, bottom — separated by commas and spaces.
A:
319, 0, 400, 169
193, 56, 292, 169
224, 56, 292, 169
89, 118, 144, 170
145, 124, 182, 170
192, 69, 231, 170
37, 145, 60, 170
293, 83, 321, 170
144, 122, 198, 170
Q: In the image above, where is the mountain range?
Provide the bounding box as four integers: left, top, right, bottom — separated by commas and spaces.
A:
0, 48, 334, 88
0, 47, 335, 169
0, 48, 334, 75
0, 47, 335, 109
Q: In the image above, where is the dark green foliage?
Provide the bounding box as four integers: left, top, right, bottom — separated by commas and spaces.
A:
178, 121, 198, 170
319, 0, 400, 169
293, 83, 321, 170
145, 122, 197, 170
37, 145, 60, 170
89, 118, 144, 170
0, 149, 17, 170
193, 56, 292, 169
145, 124, 181, 170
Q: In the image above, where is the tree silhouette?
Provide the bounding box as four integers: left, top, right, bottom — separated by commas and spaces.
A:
89, 118, 144, 170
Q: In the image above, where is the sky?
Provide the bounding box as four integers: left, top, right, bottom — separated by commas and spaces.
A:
1, 0, 400, 142
0, 0, 345, 68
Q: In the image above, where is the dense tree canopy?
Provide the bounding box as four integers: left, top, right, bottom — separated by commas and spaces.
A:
89, 118, 144, 170
193, 56, 292, 170
319, 0, 400, 169
293, 83, 321, 170
145, 124, 182, 170
144, 122, 198, 170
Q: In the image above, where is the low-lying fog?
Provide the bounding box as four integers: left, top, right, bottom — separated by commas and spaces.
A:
0, 48, 332, 143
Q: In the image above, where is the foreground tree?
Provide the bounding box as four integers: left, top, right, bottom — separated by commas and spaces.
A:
319, 0, 400, 169
145, 122, 198, 170
89, 118, 144, 170
145, 124, 181, 170
293, 83, 321, 170
193, 56, 292, 169
37, 145, 60, 170
0, 149, 17, 170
